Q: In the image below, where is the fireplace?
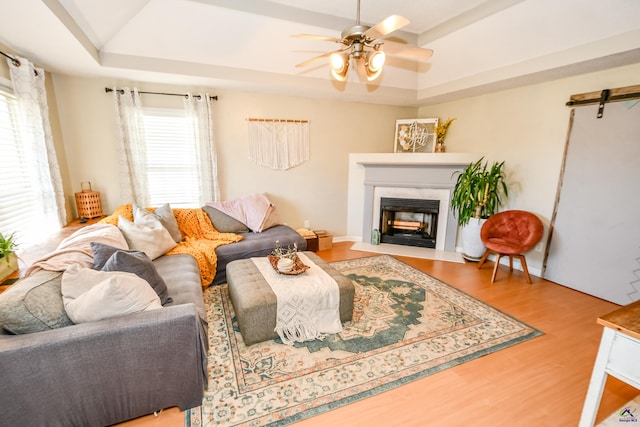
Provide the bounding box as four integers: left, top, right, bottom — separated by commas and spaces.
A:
348, 152, 481, 253
372, 187, 451, 250
379, 197, 439, 248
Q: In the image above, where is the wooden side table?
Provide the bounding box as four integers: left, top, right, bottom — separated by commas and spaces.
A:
579, 300, 640, 426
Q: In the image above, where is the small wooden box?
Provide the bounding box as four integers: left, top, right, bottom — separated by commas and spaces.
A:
305, 234, 319, 252
314, 230, 333, 251
75, 182, 103, 219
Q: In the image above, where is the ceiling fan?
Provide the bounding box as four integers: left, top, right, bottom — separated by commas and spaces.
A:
293, 0, 433, 81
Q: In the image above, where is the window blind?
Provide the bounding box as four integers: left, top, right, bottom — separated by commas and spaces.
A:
142, 108, 200, 208
0, 88, 41, 247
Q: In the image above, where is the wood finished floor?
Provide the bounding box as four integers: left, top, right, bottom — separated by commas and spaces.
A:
117, 242, 638, 427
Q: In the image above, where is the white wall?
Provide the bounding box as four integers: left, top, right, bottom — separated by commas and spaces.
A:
418, 62, 640, 273
50, 75, 417, 235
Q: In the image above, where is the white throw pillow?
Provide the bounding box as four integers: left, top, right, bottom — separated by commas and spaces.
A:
133, 203, 182, 243
61, 266, 161, 324
117, 214, 177, 260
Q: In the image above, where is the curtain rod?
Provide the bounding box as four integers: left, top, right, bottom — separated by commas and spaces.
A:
247, 118, 309, 123
0, 50, 20, 67
105, 87, 218, 101
1, 49, 39, 76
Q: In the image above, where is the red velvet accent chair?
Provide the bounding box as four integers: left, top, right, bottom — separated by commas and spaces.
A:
477, 210, 544, 283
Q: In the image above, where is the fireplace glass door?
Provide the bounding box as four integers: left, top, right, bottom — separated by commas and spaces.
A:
379, 197, 439, 248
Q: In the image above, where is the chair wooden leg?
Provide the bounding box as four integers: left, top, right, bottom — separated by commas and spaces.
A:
509, 255, 513, 271
491, 254, 502, 283
478, 250, 490, 269
517, 255, 532, 284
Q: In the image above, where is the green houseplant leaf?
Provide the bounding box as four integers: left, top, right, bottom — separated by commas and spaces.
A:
0, 232, 18, 261
451, 157, 508, 226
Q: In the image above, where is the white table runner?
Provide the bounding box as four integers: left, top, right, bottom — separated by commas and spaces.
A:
251, 252, 342, 345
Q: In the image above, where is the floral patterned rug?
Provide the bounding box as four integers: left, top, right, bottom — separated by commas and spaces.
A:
186, 255, 542, 426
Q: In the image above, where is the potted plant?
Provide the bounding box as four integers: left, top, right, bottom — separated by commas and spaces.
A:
0, 232, 19, 282
451, 157, 508, 260
434, 117, 456, 152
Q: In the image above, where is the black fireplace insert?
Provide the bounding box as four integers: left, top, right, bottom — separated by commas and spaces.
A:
379, 197, 439, 248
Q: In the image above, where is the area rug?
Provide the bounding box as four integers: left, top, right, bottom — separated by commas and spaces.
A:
186, 255, 542, 426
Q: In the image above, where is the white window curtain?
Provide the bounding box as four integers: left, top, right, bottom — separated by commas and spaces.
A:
113, 88, 220, 206
183, 93, 220, 203
248, 120, 310, 170
8, 56, 66, 232
112, 87, 150, 206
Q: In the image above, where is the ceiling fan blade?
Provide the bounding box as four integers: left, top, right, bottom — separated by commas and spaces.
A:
292, 34, 343, 43
295, 49, 343, 68
381, 40, 433, 62
364, 15, 410, 40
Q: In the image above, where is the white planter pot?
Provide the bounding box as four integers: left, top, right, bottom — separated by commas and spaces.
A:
0, 252, 18, 282
461, 218, 487, 261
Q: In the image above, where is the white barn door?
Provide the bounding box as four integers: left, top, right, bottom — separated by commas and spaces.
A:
544, 100, 640, 305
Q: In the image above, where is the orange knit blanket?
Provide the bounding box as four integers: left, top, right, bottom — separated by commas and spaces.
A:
101, 204, 243, 288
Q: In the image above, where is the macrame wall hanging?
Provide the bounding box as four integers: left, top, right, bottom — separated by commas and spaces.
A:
247, 118, 310, 170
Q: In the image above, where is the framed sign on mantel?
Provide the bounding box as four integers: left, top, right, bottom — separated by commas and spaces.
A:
394, 118, 439, 153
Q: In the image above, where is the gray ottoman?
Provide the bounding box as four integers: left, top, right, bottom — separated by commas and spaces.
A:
226, 251, 354, 346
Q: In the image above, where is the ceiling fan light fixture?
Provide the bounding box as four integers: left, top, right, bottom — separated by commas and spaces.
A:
368, 50, 385, 71
330, 52, 350, 81
365, 50, 385, 81
295, 2, 432, 83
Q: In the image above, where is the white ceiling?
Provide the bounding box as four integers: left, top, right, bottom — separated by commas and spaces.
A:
1, 0, 639, 105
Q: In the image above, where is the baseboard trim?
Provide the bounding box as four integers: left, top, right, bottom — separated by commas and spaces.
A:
350, 242, 464, 263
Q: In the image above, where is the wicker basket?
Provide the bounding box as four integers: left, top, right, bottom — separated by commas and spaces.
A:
74, 182, 103, 219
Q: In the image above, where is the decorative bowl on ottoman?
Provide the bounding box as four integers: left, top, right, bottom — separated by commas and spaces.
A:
276, 257, 294, 272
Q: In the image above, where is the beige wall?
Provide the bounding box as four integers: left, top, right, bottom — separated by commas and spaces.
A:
8, 50, 640, 262
50, 75, 417, 234
419, 62, 640, 271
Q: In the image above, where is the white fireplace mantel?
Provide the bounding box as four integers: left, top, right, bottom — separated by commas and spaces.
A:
346, 153, 483, 251
352, 152, 481, 167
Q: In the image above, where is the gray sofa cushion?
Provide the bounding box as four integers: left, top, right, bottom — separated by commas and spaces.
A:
153, 254, 205, 316
100, 249, 172, 305
149, 203, 183, 242
0, 270, 74, 334
213, 224, 307, 285
202, 205, 249, 233
91, 241, 132, 269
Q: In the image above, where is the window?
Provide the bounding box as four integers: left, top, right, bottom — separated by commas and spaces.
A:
142, 107, 201, 208
0, 86, 46, 247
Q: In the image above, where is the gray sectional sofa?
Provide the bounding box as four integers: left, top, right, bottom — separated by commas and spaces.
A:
0, 254, 207, 426
0, 213, 307, 426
